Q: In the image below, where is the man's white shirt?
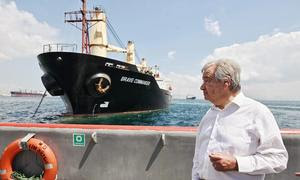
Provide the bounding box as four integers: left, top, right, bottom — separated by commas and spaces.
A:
192, 92, 288, 180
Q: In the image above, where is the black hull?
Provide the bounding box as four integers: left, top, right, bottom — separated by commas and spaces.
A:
38, 52, 171, 115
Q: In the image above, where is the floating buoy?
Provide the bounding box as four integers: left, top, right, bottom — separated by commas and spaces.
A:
0, 138, 57, 180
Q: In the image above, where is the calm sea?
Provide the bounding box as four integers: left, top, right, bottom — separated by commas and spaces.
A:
0, 96, 300, 128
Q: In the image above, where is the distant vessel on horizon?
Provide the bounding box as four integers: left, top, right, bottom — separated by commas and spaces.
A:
186, 95, 196, 100
10, 90, 46, 97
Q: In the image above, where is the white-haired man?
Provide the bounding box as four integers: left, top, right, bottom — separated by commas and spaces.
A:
192, 59, 288, 180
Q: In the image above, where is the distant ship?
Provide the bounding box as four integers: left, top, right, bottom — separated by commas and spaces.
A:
10, 90, 46, 97
37, 0, 172, 115
186, 95, 196, 100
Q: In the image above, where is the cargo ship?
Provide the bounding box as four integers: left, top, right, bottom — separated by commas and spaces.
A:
37, 0, 172, 115
10, 90, 46, 97
186, 95, 196, 100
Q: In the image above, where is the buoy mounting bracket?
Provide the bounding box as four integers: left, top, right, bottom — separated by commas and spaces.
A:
20, 133, 36, 150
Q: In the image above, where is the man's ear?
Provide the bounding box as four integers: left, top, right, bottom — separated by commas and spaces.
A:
224, 80, 231, 89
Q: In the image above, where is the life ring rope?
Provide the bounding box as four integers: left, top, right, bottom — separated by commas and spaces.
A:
0, 137, 58, 180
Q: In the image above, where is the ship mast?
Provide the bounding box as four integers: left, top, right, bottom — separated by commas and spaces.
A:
64, 0, 102, 54
64, 0, 139, 65
81, 0, 88, 53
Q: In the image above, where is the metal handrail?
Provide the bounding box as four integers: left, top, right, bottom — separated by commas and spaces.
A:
43, 43, 77, 53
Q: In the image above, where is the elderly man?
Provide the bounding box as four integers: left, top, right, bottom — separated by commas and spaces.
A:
192, 59, 288, 180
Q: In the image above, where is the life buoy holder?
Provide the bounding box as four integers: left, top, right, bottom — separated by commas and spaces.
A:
0, 137, 58, 180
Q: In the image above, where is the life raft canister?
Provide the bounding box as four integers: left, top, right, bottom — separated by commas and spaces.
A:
0, 138, 58, 180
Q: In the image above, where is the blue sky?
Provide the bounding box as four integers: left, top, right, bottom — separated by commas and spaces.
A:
0, 0, 300, 100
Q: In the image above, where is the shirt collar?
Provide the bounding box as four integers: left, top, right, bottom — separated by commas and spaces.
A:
211, 91, 245, 111
231, 91, 246, 107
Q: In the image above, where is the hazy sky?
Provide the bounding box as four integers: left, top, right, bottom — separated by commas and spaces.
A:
0, 0, 300, 100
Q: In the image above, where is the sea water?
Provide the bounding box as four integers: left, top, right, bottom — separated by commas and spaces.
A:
0, 96, 300, 128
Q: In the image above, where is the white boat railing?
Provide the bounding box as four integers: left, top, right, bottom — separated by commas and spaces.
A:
43, 43, 77, 53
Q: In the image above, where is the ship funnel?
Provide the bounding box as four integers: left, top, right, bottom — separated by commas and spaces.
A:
126, 41, 135, 65
89, 9, 108, 57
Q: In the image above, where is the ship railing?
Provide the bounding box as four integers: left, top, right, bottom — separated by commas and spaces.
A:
43, 43, 77, 53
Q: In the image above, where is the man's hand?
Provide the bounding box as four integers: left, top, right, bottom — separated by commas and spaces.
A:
209, 152, 238, 171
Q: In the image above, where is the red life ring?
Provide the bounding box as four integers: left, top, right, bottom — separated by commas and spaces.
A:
0, 138, 58, 180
